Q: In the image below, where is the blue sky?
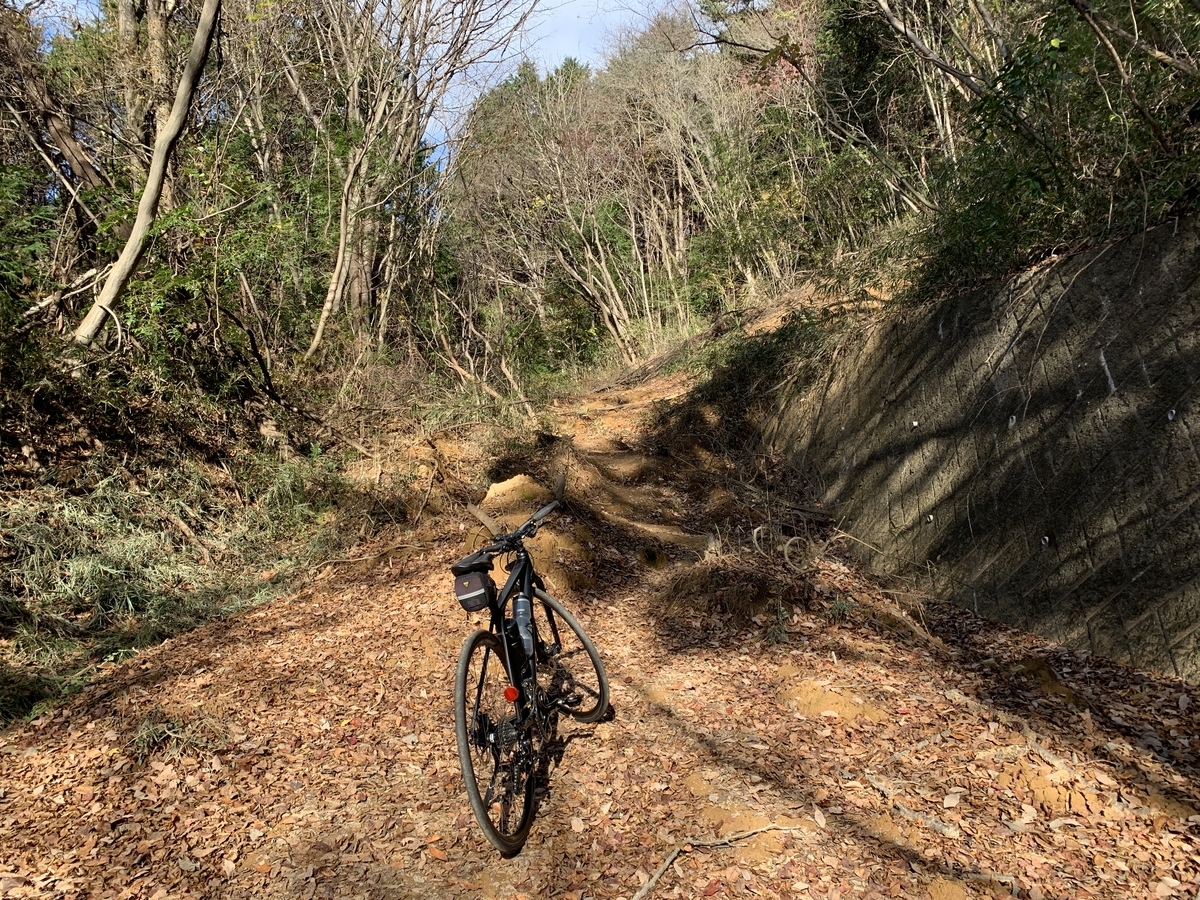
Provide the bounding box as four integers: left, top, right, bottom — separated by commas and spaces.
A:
519, 0, 636, 72
431, 0, 638, 144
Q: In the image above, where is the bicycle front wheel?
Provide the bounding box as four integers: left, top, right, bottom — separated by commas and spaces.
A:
454, 630, 535, 855
532, 590, 610, 723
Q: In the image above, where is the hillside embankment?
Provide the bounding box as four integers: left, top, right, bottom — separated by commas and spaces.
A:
768, 217, 1200, 681
1, 367, 1199, 899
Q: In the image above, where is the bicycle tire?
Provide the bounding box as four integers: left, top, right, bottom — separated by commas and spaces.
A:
454, 629, 535, 855
532, 589, 610, 724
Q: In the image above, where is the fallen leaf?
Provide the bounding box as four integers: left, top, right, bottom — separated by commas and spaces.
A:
943, 793, 960, 808
1156, 877, 1182, 897
428, 847, 447, 861
571, 817, 585, 833
813, 805, 826, 828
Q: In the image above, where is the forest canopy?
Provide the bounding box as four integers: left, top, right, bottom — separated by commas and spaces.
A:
2, 0, 1198, 405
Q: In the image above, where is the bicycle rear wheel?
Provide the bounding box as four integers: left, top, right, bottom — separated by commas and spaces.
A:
454, 630, 535, 855
532, 590, 610, 724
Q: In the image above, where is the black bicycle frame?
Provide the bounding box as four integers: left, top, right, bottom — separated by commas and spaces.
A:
488, 548, 548, 720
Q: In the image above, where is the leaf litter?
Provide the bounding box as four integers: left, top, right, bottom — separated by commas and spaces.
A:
0, 373, 1198, 900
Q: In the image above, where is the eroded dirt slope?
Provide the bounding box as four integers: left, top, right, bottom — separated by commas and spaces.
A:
1, 372, 1199, 900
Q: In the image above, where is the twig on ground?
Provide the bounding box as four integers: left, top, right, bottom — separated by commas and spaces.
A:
629, 847, 680, 900
466, 503, 503, 536
327, 544, 423, 566
864, 772, 896, 797
632, 823, 813, 900
1021, 727, 1076, 775
145, 500, 213, 566
892, 801, 962, 838
689, 823, 811, 846
412, 468, 437, 524
941, 688, 1081, 777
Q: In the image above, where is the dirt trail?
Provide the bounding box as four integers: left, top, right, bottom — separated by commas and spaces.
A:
2, 371, 1200, 900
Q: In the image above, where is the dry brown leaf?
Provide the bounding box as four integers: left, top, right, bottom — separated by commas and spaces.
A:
2, 383, 1198, 900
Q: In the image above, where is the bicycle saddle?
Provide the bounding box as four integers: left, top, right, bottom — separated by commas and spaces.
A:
451, 549, 495, 576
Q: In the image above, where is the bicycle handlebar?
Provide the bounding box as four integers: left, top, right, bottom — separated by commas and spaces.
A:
481, 500, 559, 554
531, 500, 559, 524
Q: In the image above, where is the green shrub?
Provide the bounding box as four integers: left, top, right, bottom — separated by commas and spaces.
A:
0, 449, 401, 722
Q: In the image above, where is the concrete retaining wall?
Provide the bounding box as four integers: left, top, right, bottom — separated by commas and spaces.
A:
766, 219, 1200, 679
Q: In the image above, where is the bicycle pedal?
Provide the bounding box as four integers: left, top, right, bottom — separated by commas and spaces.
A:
554, 694, 582, 710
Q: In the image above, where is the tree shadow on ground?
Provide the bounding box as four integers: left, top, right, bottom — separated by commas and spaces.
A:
631, 586, 1200, 896
536, 315, 1200, 895
0, 659, 55, 721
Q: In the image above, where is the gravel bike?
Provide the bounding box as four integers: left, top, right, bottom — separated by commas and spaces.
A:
451, 500, 610, 855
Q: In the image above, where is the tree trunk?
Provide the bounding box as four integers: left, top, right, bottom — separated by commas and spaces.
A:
304, 149, 368, 359
147, 0, 178, 210
73, 0, 222, 346
117, 0, 150, 172
0, 7, 111, 193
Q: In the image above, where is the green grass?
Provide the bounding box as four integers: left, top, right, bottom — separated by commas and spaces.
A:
0, 450, 405, 723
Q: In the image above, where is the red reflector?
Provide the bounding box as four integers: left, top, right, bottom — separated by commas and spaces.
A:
504, 686, 519, 703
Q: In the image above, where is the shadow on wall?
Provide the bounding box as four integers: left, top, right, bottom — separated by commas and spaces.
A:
767, 217, 1200, 680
